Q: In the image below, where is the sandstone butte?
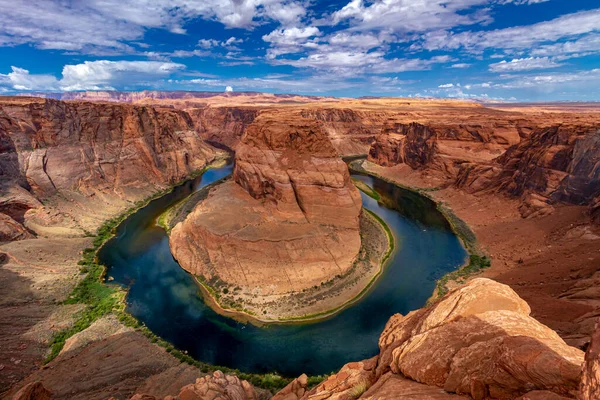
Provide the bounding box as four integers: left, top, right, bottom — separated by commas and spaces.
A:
2, 93, 600, 399
168, 111, 365, 320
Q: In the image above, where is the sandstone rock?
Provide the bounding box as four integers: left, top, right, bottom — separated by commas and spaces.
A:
11, 381, 52, 400
379, 278, 583, 399
175, 371, 259, 400
0, 213, 33, 242
299, 358, 378, 400
580, 320, 600, 399
169, 113, 362, 315
233, 114, 361, 226
187, 107, 259, 150
518, 193, 555, 219
359, 372, 467, 399
456, 124, 600, 222
271, 374, 308, 400
0, 97, 217, 237
368, 123, 437, 169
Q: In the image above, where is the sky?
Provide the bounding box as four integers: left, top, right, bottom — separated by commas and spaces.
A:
0, 0, 599, 101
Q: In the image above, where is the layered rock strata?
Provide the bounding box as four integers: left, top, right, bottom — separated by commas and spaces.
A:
0, 97, 217, 238
368, 122, 438, 169
456, 124, 600, 219
279, 278, 584, 400
169, 112, 365, 319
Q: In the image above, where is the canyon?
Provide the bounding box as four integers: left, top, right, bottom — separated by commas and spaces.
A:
1, 93, 600, 399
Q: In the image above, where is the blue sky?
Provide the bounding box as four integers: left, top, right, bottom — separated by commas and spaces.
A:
0, 0, 599, 101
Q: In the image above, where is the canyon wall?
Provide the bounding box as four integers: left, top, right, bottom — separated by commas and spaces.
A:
455, 123, 600, 219
367, 122, 438, 169
0, 97, 217, 238
187, 106, 259, 150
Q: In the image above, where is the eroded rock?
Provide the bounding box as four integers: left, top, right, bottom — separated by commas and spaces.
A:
169, 113, 362, 318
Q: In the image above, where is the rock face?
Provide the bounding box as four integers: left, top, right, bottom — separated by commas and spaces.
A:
580, 321, 600, 399
125, 370, 264, 400
188, 107, 259, 150
283, 278, 584, 400
456, 124, 600, 219
169, 112, 362, 318
0, 97, 217, 237
233, 113, 362, 226
368, 123, 438, 169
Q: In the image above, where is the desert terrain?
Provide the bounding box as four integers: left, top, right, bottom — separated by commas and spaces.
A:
2, 92, 600, 399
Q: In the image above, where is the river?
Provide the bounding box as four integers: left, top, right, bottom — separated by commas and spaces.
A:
99, 160, 467, 377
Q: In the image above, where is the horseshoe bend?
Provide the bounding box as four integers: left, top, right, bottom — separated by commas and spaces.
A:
2, 92, 600, 400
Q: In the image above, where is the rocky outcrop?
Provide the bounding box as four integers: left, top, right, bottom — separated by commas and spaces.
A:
169, 112, 362, 319
187, 107, 259, 150
0, 212, 33, 242
283, 278, 584, 400
11, 381, 52, 400
233, 113, 362, 226
125, 371, 265, 400
368, 123, 438, 169
0, 97, 217, 236
456, 124, 600, 220
580, 321, 600, 399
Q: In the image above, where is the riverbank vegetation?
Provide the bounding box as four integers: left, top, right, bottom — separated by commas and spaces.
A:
45, 159, 328, 392
348, 159, 491, 300
190, 209, 394, 325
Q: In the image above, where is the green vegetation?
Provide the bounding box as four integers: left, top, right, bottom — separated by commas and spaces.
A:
352, 177, 381, 200
45, 159, 328, 393
434, 254, 491, 298
349, 380, 368, 399
348, 158, 492, 301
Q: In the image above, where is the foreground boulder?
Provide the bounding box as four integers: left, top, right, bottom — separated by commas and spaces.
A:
126, 371, 264, 400
282, 278, 584, 399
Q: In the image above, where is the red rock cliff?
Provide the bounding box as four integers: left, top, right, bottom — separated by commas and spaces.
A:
0, 97, 217, 239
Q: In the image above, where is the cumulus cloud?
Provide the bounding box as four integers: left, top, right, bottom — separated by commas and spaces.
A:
225, 86, 233, 92
438, 83, 455, 88
0, 0, 306, 54
0, 61, 185, 92
0, 67, 59, 91
330, 0, 493, 32
489, 57, 561, 72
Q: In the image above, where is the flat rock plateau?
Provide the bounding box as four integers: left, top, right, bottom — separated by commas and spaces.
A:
2, 92, 600, 399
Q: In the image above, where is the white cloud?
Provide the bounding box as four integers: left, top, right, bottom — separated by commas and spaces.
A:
0, 61, 185, 92
330, 0, 492, 33
0, 67, 59, 91
225, 85, 233, 92
0, 0, 307, 54
493, 68, 600, 89
263, 26, 321, 45
198, 39, 221, 49
420, 8, 600, 53
489, 57, 561, 72
450, 63, 471, 69
531, 34, 600, 59
438, 83, 455, 88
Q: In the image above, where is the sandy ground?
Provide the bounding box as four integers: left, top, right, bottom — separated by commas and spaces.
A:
361, 160, 600, 349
